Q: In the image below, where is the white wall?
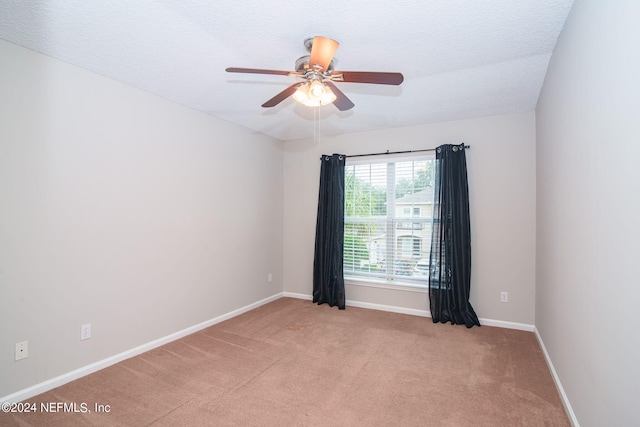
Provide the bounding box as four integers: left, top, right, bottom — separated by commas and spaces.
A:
536, 1, 640, 425
284, 112, 536, 325
0, 40, 284, 397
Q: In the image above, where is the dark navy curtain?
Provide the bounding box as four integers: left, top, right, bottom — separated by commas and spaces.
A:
429, 144, 480, 327
313, 154, 346, 309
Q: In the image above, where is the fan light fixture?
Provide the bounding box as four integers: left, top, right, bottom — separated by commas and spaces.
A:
292, 80, 337, 107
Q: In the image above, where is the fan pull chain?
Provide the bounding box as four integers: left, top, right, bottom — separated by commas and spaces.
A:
314, 106, 320, 145
317, 106, 320, 145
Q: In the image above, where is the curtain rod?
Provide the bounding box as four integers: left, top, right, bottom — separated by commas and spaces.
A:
320, 144, 469, 160
346, 144, 469, 158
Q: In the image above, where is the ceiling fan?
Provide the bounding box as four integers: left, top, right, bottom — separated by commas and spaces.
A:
226, 36, 404, 111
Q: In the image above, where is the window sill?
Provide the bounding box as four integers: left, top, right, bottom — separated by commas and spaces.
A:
344, 277, 429, 293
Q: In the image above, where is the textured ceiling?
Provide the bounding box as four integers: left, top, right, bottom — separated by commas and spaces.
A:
0, 0, 574, 141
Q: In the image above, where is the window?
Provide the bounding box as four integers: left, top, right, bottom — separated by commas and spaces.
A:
398, 235, 421, 258
344, 155, 435, 285
402, 207, 421, 216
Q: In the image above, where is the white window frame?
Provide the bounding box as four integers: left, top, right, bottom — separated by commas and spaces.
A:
343, 153, 435, 289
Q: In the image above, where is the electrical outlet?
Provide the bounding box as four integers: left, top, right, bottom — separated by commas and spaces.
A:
500, 292, 509, 303
268, 273, 273, 283
81, 324, 91, 340
15, 341, 28, 361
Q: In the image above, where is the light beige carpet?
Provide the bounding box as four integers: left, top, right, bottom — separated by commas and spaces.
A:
1, 297, 569, 426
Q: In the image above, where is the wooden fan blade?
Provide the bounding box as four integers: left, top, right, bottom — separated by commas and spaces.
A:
323, 81, 355, 111
226, 67, 294, 76
309, 36, 339, 72
262, 83, 304, 108
332, 71, 404, 85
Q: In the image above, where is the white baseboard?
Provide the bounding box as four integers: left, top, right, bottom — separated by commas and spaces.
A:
346, 299, 430, 317
283, 292, 534, 331
284, 292, 429, 317
1, 293, 284, 404
479, 318, 534, 332
282, 292, 312, 301
534, 327, 579, 427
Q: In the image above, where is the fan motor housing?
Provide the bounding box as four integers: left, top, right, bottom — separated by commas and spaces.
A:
295, 55, 334, 73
